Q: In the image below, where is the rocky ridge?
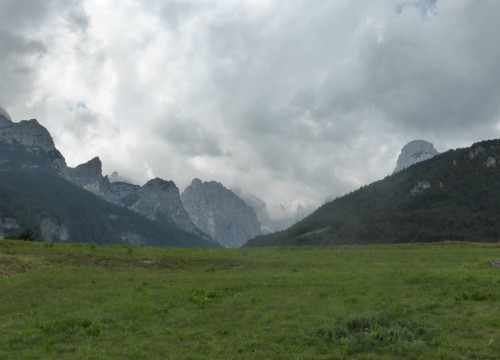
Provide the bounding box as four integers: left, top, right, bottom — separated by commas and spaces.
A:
65, 157, 210, 242
0, 110, 66, 174
182, 179, 262, 248
0, 110, 214, 245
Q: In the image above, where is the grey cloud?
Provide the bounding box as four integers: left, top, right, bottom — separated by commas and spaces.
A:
0, 0, 88, 107
0, 0, 88, 33
0, 0, 57, 30
157, 115, 225, 157
0, 30, 46, 106
176, 0, 500, 200
396, 0, 438, 18
63, 104, 101, 136
3, 0, 500, 211
156, 0, 204, 31
361, 2, 500, 137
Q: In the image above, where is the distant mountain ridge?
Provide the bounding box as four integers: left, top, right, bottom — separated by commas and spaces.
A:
247, 139, 500, 246
0, 108, 264, 247
65, 157, 212, 243
236, 190, 310, 233
0, 110, 218, 247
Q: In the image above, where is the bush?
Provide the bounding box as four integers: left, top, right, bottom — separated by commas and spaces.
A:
7, 229, 35, 241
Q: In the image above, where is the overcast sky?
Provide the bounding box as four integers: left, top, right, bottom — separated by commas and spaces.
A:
1, 0, 500, 212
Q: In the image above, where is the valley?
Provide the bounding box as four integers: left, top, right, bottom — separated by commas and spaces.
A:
0, 240, 498, 359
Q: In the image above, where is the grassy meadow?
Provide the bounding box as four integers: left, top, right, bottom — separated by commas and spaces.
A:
0, 240, 499, 359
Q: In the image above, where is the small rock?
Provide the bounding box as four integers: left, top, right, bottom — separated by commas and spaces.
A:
491, 259, 500, 268
410, 181, 431, 196
485, 157, 496, 168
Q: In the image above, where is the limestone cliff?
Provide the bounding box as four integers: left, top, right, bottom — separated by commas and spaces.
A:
181, 179, 262, 248
393, 140, 438, 174
0, 111, 66, 174
66, 157, 106, 192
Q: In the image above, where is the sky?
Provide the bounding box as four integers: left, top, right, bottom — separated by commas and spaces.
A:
1, 0, 500, 214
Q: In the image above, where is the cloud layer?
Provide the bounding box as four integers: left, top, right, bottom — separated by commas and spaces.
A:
1, 0, 500, 211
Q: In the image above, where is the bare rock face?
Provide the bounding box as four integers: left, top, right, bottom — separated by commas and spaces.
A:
130, 178, 206, 238
393, 140, 438, 174
109, 171, 129, 183
66, 157, 105, 191
40, 218, 69, 242
0, 112, 67, 174
181, 179, 262, 248
0, 116, 59, 153
102, 181, 139, 204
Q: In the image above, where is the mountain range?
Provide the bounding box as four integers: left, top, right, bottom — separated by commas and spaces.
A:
3, 107, 499, 247
0, 110, 267, 247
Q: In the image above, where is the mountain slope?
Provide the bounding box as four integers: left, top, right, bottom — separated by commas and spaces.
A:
66, 157, 212, 243
0, 166, 218, 247
0, 112, 217, 247
247, 139, 500, 246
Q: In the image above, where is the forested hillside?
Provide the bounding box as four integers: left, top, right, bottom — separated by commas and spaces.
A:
247, 140, 500, 246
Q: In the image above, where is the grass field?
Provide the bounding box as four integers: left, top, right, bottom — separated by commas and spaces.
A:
0, 240, 499, 359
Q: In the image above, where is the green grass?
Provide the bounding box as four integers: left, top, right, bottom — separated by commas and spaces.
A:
0, 240, 499, 359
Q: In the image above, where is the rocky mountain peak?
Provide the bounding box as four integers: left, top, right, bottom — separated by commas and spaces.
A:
0, 107, 11, 121
66, 156, 104, 188
393, 140, 438, 174
191, 178, 203, 186
181, 178, 262, 248
143, 177, 177, 192
64, 160, 209, 242
0, 114, 67, 174
0, 116, 59, 154
108, 171, 127, 183
188, 178, 225, 193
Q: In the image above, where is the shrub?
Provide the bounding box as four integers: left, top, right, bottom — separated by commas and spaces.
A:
7, 229, 35, 241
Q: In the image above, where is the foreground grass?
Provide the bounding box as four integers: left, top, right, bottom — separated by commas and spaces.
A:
0, 240, 498, 359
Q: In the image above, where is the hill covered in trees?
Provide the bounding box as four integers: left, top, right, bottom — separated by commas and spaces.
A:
247, 139, 500, 246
